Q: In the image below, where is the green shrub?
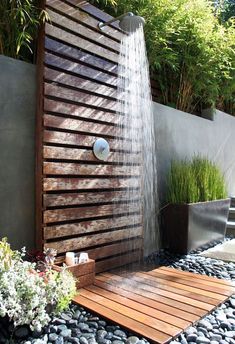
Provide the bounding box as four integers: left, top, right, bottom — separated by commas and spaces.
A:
0, 0, 49, 61
94, 0, 235, 116
167, 156, 227, 203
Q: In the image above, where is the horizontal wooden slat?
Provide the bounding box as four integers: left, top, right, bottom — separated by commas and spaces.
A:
94, 279, 198, 323
45, 67, 118, 99
45, 24, 119, 63
44, 226, 143, 253
46, 7, 120, 52
147, 270, 234, 295
46, 0, 123, 41
86, 284, 190, 329
43, 177, 140, 191
44, 52, 117, 86
43, 162, 140, 177
44, 83, 117, 111
73, 295, 170, 344
43, 114, 120, 138
44, 203, 141, 223
43, 146, 140, 164
80, 288, 181, 336
126, 273, 224, 304
98, 274, 205, 317
45, 37, 118, 75
86, 239, 143, 261
159, 266, 235, 287
104, 273, 215, 311
44, 98, 121, 125
44, 215, 142, 239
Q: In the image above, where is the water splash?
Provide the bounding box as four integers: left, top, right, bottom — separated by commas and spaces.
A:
117, 26, 159, 258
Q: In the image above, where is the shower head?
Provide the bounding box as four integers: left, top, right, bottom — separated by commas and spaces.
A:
98, 12, 145, 33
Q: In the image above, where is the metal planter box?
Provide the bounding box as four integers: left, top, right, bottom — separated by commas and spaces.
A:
162, 199, 230, 254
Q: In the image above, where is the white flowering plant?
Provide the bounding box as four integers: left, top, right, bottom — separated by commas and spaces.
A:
0, 238, 77, 332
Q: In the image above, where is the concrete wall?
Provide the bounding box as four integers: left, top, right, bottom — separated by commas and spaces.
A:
153, 102, 235, 204
0, 56, 36, 250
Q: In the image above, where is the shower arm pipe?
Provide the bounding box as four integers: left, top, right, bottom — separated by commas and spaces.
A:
98, 12, 134, 30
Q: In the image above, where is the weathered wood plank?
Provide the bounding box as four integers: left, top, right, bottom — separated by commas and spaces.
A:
43, 215, 142, 239
159, 266, 235, 287
44, 226, 143, 253
97, 274, 205, 316
46, 0, 123, 41
86, 284, 191, 329
43, 162, 140, 177
44, 98, 120, 124
43, 146, 140, 164
45, 24, 119, 63
93, 279, 198, 323
45, 37, 118, 74
44, 203, 141, 223
43, 177, 140, 191
44, 83, 117, 111
45, 67, 118, 99
46, 7, 120, 52
73, 295, 170, 344
44, 52, 117, 86
43, 114, 120, 137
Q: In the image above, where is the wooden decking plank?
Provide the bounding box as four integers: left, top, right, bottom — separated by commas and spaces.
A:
132, 272, 225, 302
159, 266, 235, 287
96, 274, 205, 317
103, 272, 214, 310
79, 288, 181, 336
87, 283, 191, 328
74, 295, 171, 344
143, 270, 232, 297
151, 268, 235, 293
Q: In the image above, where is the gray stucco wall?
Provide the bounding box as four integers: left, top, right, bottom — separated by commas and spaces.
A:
153, 102, 235, 204
0, 55, 36, 250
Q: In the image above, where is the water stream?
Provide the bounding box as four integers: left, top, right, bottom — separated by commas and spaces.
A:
117, 25, 159, 259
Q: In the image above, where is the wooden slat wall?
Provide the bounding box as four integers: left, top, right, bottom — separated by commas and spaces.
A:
36, 0, 147, 272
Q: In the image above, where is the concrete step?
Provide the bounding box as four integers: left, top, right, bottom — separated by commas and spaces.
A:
230, 197, 235, 208
226, 220, 235, 237
228, 207, 235, 220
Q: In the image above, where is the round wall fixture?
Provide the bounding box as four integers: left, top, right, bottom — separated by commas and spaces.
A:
93, 138, 110, 161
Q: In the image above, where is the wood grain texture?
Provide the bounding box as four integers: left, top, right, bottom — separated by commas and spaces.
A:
37, 0, 143, 270
74, 267, 234, 344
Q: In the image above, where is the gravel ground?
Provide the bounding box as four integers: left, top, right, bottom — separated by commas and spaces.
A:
1, 238, 235, 344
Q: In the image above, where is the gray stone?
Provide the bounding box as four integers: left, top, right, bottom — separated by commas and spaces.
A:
80, 333, 95, 339
55, 338, 64, 344
49, 334, 59, 342
98, 321, 107, 327
58, 325, 68, 333
73, 311, 82, 320
198, 320, 213, 331
196, 337, 210, 344
126, 336, 140, 344
87, 322, 99, 329
186, 327, 198, 335
80, 337, 89, 344
69, 338, 80, 344
113, 330, 126, 338
187, 334, 198, 342
224, 331, 235, 338
97, 340, 111, 344
97, 330, 108, 339
88, 339, 98, 344
112, 341, 125, 344
210, 334, 222, 341
78, 324, 90, 332
61, 313, 72, 322
54, 319, 67, 325
60, 329, 72, 338
15, 326, 30, 339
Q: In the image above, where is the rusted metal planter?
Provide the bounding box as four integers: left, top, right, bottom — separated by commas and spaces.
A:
162, 199, 230, 254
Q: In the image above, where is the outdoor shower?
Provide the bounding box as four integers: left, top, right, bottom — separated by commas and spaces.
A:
98, 12, 145, 33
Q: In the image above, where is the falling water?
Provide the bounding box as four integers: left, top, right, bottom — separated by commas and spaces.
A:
117, 25, 159, 259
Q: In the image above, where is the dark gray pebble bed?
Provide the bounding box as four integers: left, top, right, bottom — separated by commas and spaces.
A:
1, 237, 235, 344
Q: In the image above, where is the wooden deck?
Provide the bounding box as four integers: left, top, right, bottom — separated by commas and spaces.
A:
73, 266, 235, 344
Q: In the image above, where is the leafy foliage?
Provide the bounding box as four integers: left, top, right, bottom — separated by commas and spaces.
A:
0, 0, 49, 61
167, 156, 227, 204
94, 0, 235, 115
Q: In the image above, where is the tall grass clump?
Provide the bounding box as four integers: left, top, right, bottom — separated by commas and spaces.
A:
167, 156, 227, 204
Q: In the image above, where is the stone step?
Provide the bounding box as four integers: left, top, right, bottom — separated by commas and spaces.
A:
230, 197, 235, 208
228, 207, 235, 220
226, 221, 235, 237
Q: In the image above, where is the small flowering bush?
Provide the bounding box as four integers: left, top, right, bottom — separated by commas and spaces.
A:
0, 238, 76, 332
